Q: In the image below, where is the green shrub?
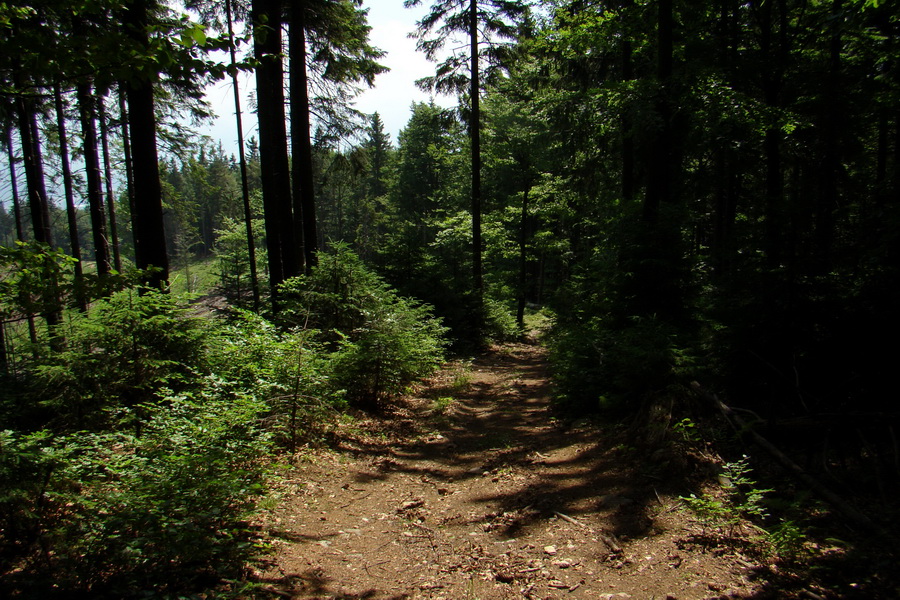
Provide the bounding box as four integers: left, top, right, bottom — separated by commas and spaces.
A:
30, 289, 209, 430
681, 456, 772, 535
548, 312, 693, 413
483, 295, 519, 342
0, 242, 74, 325
204, 307, 344, 450
214, 215, 266, 308
208, 308, 302, 397
0, 241, 143, 334
2, 385, 270, 596
279, 244, 448, 408
327, 293, 448, 406
765, 519, 807, 559
0, 429, 72, 567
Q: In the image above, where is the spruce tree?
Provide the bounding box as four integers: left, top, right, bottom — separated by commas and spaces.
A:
405, 0, 529, 338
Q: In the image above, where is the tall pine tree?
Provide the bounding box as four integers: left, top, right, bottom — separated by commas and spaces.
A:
406, 0, 529, 338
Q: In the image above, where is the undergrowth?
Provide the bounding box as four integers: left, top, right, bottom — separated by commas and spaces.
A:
0, 245, 450, 597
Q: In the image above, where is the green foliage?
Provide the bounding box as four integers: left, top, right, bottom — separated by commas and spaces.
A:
207, 308, 295, 396
327, 295, 447, 406
28, 289, 208, 430
1, 387, 269, 596
0, 241, 135, 322
431, 396, 454, 415
681, 456, 772, 535
203, 308, 342, 450
170, 255, 220, 296
766, 520, 808, 559
279, 243, 386, 337
0, 295, 290, 595
279, 244, 448, 408
406, 0, 530, 95
483, 295, 519, 341
549, 311, 694, 413
681, 456, 810, 559
680, 492, 733, 529
267, 330, 343, 449
0, 242, 74, 321
448, 361, 473, 392
64, 391, 268, 587
0, 429, 68, 562
7, 0, 900, 589
672, 417, 700, 443
215, 214, 266, 306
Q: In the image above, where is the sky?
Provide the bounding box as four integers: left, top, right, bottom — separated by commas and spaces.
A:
201, 0, 458, 155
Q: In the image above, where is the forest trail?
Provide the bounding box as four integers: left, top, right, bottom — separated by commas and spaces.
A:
254, 341, 768, 599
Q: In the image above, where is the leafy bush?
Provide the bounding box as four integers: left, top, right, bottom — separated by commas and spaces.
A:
483, 295, 519, 342
214, 215, 266, 308
0, 247, 449, 595
548, 311, 694, 413
327, 293, 447, 406
1, 385, 270, 597
0, 429, 71, 567
29, 289, 209, 430
0, 242, 74, 325
208, 308, 319, 399
279, 244, 448, 408
214, 312, 343, 448
1, 289, 283, 595
681, 456, 772, 535
0, 241, 143, 331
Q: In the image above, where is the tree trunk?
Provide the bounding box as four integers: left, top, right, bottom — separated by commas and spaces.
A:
626, 0, 685, 323
118, 85, 137, 250
470, 0, 484, 334
711, 0, 739, 277
124, 0, 169, 289
6, 125, 25, 242
643, 0, 673, 224
226, 0, 260, 312
17, 96, 54, 247
290, 1, 318, 273
712, 148, 738, 277
5, 126, 38, 351
815, 0, 843, 272
253, 0, 295, 309
53, 84, 87, 311
117, 82, 137, 266
17, 90, 63, 342
98, 94, 122, 272
77, 82, 111, 277
757, 0, 785, 268
0, 320, 6, 373
516, 185, 530, 329
895, 113, 900, 207
621, 0, 634, 203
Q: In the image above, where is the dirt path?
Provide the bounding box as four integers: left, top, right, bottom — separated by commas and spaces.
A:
255, 342, 769, 599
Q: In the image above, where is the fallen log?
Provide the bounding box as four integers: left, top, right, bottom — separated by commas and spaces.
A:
691, 382, 880, 536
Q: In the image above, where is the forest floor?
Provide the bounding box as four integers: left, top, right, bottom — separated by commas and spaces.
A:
248, 339, 879, 600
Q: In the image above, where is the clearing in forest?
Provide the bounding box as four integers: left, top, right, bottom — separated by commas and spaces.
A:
251, 341, 794, 599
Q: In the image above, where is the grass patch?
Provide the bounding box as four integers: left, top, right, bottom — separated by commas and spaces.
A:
170, 255, 220, 296
522, 307, 553, 336
449, 361, 473, 392
431, 396, 455, 415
